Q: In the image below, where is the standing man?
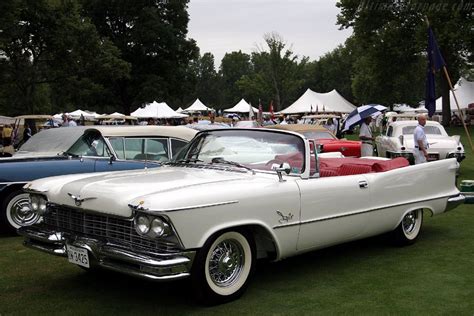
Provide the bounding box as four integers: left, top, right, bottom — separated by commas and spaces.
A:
359, 116, 374, 156
414, 114, 429, 164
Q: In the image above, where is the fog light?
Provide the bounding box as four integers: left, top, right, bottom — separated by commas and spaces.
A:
135, 215, 150, 235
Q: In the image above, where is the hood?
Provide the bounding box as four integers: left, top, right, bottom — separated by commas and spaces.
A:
29, 166, 253, 217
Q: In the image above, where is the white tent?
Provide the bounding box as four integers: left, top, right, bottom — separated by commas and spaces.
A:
176, 107, 184, 113
436, 77, 474, 112
67, 109, 97, 120
280, 89, 356, 114
393, 104, 427, 113
183, 98, 213, 113
0, 115, 15, 125
131, 101, 188, 118
224, 99, 258, 113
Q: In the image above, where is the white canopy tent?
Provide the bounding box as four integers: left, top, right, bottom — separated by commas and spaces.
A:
393, 104, 427, 113
0, 115, 15, 125
131, 101, 188, 118
67, 109, 98, 120
280, 89, 356, 114
224, 99, 258, 113
183, 98, 213, 113
176, 107, 184, 113
436, 77, 474, 112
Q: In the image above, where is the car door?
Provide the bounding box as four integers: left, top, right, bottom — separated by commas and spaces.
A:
295, 174, 372, 252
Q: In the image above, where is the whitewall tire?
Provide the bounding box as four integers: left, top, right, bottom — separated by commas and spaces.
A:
192, 230, 255, 305
391, 209, 423, 246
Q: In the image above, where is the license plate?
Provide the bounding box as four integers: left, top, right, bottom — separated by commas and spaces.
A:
427, 154, 439, 161
67, 245, 90, 268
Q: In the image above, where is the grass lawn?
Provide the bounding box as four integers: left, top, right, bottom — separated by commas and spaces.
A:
1, 126, 473, 315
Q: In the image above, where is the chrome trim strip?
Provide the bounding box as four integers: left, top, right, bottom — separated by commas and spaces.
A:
273, 193, 457, 229
0, 181, 27, 186
146, 200, 239, 213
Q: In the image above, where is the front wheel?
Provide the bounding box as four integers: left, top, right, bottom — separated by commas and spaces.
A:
1, 191, 40, 233
192, 230, 256, 305
390, 209, 423, 246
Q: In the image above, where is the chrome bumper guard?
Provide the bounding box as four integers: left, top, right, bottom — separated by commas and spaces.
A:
18, 225, 195, 281
445, 194, 465, 212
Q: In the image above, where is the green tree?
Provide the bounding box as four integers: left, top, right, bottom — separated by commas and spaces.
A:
306, 43, 355, 103
82, 0, 198, 114
238, 33, 307, 111
337, 0, 473, 122
219, 50, 252, 108
0, 0, 129, 116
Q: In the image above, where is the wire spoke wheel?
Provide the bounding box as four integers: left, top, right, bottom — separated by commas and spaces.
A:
208, 239, 244, 287
193, 230, 255, 305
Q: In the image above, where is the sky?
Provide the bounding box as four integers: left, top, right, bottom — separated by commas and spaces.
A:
187, 0, 353, 67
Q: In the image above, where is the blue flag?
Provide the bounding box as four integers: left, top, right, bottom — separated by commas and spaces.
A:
425, 27, 446, 117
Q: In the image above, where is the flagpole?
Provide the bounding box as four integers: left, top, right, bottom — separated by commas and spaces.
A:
425, 16, 473, 153
441, 66, 474, 152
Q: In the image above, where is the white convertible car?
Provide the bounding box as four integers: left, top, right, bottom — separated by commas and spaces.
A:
375, 120, 465, 164
19, 128, 464, 304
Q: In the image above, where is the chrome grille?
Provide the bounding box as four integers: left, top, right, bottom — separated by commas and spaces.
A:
43, 204, 180, 253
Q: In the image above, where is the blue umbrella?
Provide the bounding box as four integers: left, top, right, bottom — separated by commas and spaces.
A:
342, 104, 387, 132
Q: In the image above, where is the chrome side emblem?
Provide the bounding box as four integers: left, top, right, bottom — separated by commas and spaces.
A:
67, 193, 96, 207
276, 210, 294, 224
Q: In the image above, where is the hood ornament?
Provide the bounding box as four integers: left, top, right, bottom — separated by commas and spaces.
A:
128, 200, 148, 212
67, 193, 96, 207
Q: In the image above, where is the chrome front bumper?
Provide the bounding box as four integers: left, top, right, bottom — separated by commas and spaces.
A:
18, 225, 195, 281
445, 194, 466, 212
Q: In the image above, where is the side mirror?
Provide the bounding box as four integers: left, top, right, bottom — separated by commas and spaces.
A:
275, 162, 291, 182
109, 155, 116, 165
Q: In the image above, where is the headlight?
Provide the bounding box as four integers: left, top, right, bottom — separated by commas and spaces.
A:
133, 213, 172, 239
29, 194, 48, 215
150, 218, 171, 237
134, 215, 150, 235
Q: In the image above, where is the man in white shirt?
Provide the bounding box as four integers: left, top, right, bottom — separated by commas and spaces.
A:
413, 114, 429, 164
359, 117, 374, 156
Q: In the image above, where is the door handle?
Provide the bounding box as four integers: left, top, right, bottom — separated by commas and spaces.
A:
359, 180, 369, 189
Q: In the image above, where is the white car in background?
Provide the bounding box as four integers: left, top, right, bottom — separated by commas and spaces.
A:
375, 120, 465, 164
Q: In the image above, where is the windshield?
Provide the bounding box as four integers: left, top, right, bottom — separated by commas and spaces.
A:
402, 126, 442, 135
66, 130, 112, 157
175, 130, 306, 174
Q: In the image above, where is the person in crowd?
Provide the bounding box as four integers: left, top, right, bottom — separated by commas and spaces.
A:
2, 124, 13, 147
209, 113, 215, 124
23, 124, 32, 143
324, 118, 337, 134
359, 116, 374, 156
279, 116, 288, 125
262, 116, 275, 126
414, 114, 429, 164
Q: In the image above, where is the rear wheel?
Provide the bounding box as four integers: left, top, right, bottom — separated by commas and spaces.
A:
192, 230, 256, 305
390, 209, 423, 246
1, 191, 40, 233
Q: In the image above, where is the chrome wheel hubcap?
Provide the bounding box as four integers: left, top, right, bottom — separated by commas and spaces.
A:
209, 239, 244, 287
9, 194, 40, 227
402, 211, 417, 234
